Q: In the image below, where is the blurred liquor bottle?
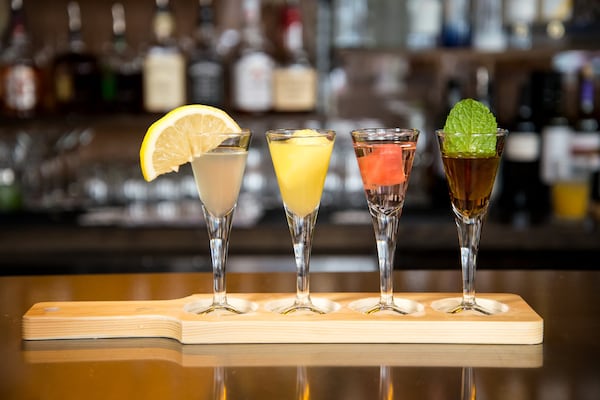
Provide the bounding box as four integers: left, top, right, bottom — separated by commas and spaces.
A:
573, 62, 600, 222
143, 0, 186, 113
101, 3, 142, 113
53, 1, 101, 115
441, 0, 470, 47
540, 0, 573, 42
187, 0, 224, 107
231, 0, 274, 113
1, 0, 41, 118
538, 71, 573, 185
576, 62, 599, 134
472, 0, 506, 52
497, 79, 549, 227
504, 0, 537, 49
272, 0, 317, 113
406, 0, 441, 50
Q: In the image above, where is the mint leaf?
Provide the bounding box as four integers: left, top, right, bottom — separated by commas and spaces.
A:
443, 99, 497, 156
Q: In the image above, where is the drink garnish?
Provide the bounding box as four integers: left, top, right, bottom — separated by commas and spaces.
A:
443, 98, 497, 156
358, 143, 407, 188
139, 105, 240, 181
290, 128, 329, 145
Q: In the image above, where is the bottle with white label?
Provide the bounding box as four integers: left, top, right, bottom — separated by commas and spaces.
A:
231, 0, 274, 113
1, 0, 41, 118
143, 0, 186, 113
272, 0, 317, 113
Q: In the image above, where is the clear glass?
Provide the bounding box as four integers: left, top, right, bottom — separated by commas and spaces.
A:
189, 129, 251, 314
351, 128, 419, 314
266, 128, 335, 314
435, 129, 508, 315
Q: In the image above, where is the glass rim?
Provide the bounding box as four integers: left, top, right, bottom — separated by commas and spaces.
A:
435, 128, 508, 137
187, 128, 252, 137
265, 128, 335, 138
351, 128, 419, 140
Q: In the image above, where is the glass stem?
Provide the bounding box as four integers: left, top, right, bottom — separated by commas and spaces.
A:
461, 367, 476, 400
286, 208, 318, 307
379, 365, 393, 400
296, 366, 309, 400
204, 209, 234, 307
373, 213, 400, 307
213, 367, 226, 400
454, 214, 483, 308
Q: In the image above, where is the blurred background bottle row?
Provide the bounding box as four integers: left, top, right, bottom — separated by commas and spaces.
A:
0, 0, 321, 117
1, 0, 599, 117
0, 0, 599, 230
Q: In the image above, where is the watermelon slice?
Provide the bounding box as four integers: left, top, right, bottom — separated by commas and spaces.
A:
358, 144, 406, 187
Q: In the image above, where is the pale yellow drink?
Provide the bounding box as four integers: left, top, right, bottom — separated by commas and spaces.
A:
191, 147, 248, 217
268, 130, 334, 217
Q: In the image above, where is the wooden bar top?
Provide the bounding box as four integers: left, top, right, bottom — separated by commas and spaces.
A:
1, 269, 599, 398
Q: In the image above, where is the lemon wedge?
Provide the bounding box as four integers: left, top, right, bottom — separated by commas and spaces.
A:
139, 105, 240, 181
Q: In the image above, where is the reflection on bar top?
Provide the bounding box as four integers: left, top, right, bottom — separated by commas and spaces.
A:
23, 338, 543, 369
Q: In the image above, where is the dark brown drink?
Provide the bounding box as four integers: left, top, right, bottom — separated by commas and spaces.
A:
442, 155, 501, 218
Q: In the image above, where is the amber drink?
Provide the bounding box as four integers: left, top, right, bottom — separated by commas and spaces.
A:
442, 155, 501, 218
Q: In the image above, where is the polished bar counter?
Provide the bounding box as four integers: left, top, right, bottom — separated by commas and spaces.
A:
1, 269, 599, 399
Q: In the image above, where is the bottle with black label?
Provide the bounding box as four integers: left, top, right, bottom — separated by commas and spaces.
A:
101, 3, 143, 113
187, 0, 224, 107
52, 1, 101, 115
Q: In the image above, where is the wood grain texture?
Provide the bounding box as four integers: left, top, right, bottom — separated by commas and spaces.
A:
23, 292, 543, 345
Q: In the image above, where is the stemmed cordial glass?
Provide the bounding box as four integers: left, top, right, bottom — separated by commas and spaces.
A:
266, 129, 335, 314
433, 129, 508, 315
350, 128, 420, 314
188, 129, 252, 314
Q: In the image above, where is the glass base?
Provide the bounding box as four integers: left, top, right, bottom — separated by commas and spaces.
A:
431, 297, 509, 315
265, 297, 340, 315
184, 298, 258, 315
349, 297, 424, 316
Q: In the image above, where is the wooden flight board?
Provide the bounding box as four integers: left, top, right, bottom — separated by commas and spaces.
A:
22, 292, 543, 345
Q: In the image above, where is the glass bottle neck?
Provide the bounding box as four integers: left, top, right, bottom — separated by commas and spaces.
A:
67, 1, 86, 52
281, 4, 304, 55
195, 2, 216, 49
111, 3, 127, 48
4, 0, 29, 46
241, 0, 266, 51
153, 11, 175, 44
